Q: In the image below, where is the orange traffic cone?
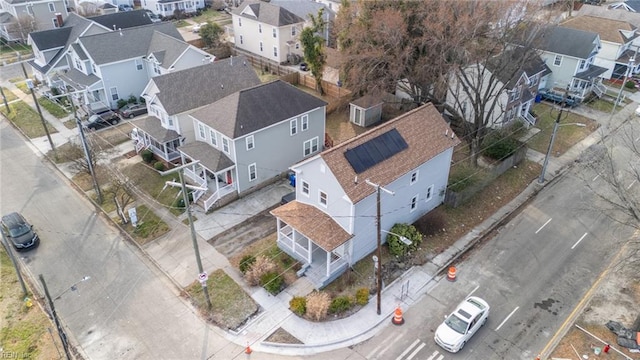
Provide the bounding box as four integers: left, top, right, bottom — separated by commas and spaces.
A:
245, 342, 252, 354
392, 306, 404, 325
447, 266, 457, 282
534, 355, 540, 360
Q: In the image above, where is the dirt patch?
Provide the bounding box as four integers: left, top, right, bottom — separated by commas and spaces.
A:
208, 208, 277, 259
264, 327, 304, 344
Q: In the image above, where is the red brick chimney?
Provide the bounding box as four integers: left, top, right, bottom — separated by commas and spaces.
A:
55, 13, 63, 27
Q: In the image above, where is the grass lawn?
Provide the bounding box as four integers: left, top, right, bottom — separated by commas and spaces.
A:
122, 204, 170, 245
185, 269, 258, 330
63, 119, 77, 129
173, 19, 189, 28
529, 103, 598, 156
14, 82, 30, 95
0, 250, 60, 359
1, 87, 18, 102
191, 9, 228, 23
37, 97, 70, 119
122, 162, 182, 212
0, 101, 58, 138
584, 98, 615, 113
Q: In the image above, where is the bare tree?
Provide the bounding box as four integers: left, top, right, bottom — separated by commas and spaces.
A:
105, 172, 136, 224
57, 133, 113, 175
7, 15, 38, 42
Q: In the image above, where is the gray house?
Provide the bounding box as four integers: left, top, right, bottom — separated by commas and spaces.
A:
271, 103, 460, 289
133, 56, 261, 164
0, 0, 68, 41
183, 80, 327, 211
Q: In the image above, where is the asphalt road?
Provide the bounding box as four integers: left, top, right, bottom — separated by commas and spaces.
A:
336, 143, 634, 359
0, 121, 245, 359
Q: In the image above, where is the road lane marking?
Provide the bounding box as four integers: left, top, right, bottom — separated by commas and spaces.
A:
571, 232, 588, 249
395, 339, 421, 360
467, 285, 479, 297
496, 306, 519, 331
536, 218, 552, 234
627, 179, 636, 190
426, 351, 445, 360
406, 342, 426, 360
368, 333, 403, 359
592, 174, 600, 181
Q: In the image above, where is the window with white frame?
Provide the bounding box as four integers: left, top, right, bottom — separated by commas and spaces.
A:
553, 55, 562, 66
153, 62, 160, 75
290, 118, 297, 135
578, 59, 586, 71
74, 58, 81, 70
248, 163, 257, 181
91, 63, 97, 73
198, 123, 205, 139
258, 24, 262, 33
295, 43, 300, 50
209, 129, 217, 147
303, 137, 319, 156
319, 191, 327, 207
302, 181, 309, 196
27, 5, 33, 14
135, 59, 143, 70
239, 35, 243, 44
272, 28, 276, 38
410, 195, 418, 211
410, 171, 418, 185
246, 135, 254, 150
273, 46, 278, 57
52, 17, 59, 27
291, 26, 296, 36
222, 137, 230, 154
259, 42, 263, 52
110, 87, 119, 101
48, 3, 55, 11
301, 114, 309, 131
167, 115, 174, 127
238, 18, 242, 26
425, 185, 434, 202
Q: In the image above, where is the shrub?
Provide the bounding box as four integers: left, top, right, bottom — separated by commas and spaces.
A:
117, 99, 128, 109
482, 130, 522, 160
386, 223, 423, 258
141, 149, 154, 163
239, 254, 256, 274
261, 272, 283, 295
448, 164, 480, 192
244, 255, 277, 286
139, 97, 146, 104
153, 161, 165, 171
289, 296, 306, 316
355, 287, 369, 306
128, 95, 138, 104
625, 80, 636, 89
306, 291, 330, 321
329, 295, 353, 314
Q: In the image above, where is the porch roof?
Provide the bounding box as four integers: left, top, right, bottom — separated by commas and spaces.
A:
59, 68, 101, 89
178, 141, 234, 172
575, 65, 608, 81
132, 116, 180, 142
271, 201, 353, 252
617, 48, 637, 64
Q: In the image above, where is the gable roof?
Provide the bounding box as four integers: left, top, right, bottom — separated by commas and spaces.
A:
89, 9, 153, 30
269, 0, 335, 21
320, 103, 460, 204
535, 26, 599, 59
609, 1, 640, 12
78, 22, 183, 65
151, 55, 261, 115
485, 48, 550, 88
561, 15, 637, 44
233, 0, 304, 27
191, 80, 327, 138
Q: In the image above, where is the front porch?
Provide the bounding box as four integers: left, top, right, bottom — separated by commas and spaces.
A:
131, 117, 183, 162
572, 65, 608, 100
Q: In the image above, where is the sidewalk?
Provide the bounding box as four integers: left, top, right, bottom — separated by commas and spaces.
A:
4, 73, 636, 357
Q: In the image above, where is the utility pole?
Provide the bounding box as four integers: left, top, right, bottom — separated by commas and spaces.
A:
0, 86, 10, 113
365, 179, 394, 315
19, 54, 55, 154
613, 57, 635, 113
160, 163, 212, 309
39, 274, 72, 360
1, 230, 28, 297
68, 92, 102, 204
539, 87, 569, 184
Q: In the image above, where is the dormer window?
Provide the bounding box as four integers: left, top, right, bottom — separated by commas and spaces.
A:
553, 55, 562, 67
579, 59, 586, 71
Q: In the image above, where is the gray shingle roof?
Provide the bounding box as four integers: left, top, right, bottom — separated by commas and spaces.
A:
59, 68, 100, 88
131, 116, 180, 142
71, 43, 88, 60
537, 26, 598, 59
233, 0, 304, 27
89, 9, 153, 30
0, 12, 15, 24
147, 31, 189, 67
269, 0, 335, 20
29, 27, 72, 49
485, 48, 550, 88
151, 55, 261, 115
78, 23, 183, 65
179, 141, 234, 172
191, 80, 327, 139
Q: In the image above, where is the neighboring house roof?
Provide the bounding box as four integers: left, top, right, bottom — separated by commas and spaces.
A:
150, 55, 261, 115
146, 31, 189, 67
78, 23, 183, 65
271, 201, 353, 252
561, 15, 638, 44
71, 43, 88, 60
351, 94, 383, 109
89, 9, 153, 29
191, 80, 328, 139
321, 103, 460, 204
269, 0, 335, 20
232, 0, 304, 27
61, 67, 101, 88
609, 1, 640, 11
178, 141, 234, 172
485, 48, 550, 88
0, 12, 15, 24
29, 27, 72, 50
577, 4, 640, 28
536, 26, 599, 59
98, 3, 117, 9
132, 117, 181, 142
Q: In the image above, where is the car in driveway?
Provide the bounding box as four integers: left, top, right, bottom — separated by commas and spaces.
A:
1, 212, 39, 251
192, 22, 208, 33
434, 296, 490, 353
118, 103, 147, 118
84, 110, 120, 130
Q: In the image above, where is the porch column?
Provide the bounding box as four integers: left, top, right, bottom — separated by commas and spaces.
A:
291, 228, 296, 254
306, 238, 312, 263
325, 251, 330, 277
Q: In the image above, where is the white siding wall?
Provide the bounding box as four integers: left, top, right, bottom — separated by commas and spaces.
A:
99, 59, 150, 108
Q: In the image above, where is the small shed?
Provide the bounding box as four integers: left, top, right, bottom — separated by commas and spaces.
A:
350, 94, 383, 127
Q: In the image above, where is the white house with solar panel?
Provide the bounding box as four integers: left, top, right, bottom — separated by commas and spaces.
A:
271, 103, 460, 289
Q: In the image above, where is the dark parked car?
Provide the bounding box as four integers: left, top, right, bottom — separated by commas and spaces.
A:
1, 212, 39, 251
118, 4, 132, 11
84, 110, 120, 130
118, 103, 147, 118
281, 191, 296, 205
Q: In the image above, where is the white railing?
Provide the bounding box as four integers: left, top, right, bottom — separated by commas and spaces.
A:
593, 83, 607, 98
203, 183, 235, 211
520, 111, 536, 126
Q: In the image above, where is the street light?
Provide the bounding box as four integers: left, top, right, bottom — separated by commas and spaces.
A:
381, 230, 412, 246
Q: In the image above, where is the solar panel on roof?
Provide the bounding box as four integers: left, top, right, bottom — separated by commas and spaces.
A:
344, 128, 408, 174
